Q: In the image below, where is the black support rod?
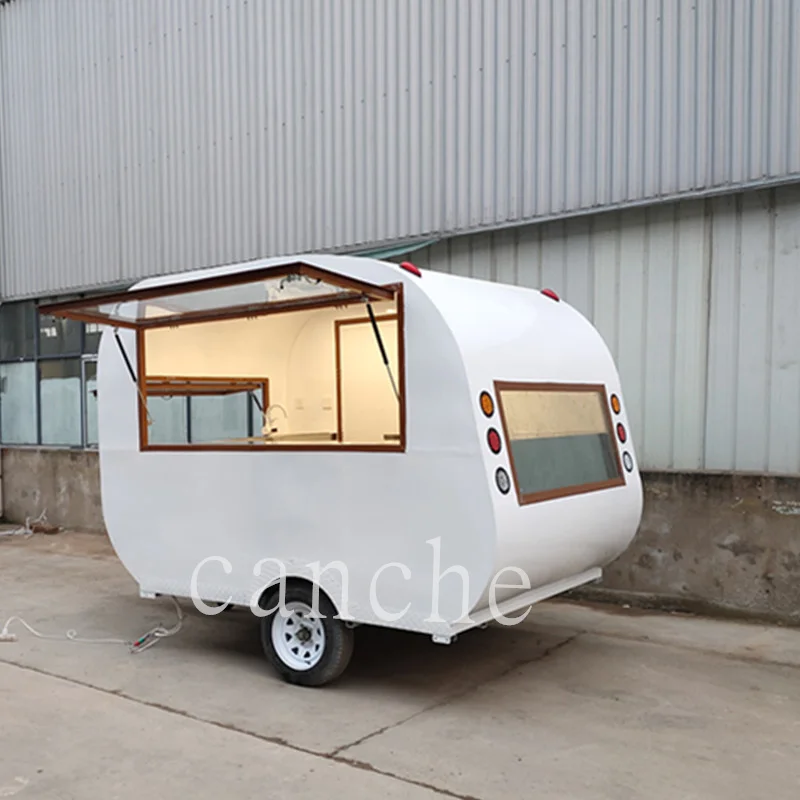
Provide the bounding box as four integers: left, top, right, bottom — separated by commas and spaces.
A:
113, 329, 138, 384
113, 328, 152, 423
365, 300, 400, 401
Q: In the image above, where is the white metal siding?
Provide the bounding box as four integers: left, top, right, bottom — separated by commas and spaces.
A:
1, 0, 800, 298
408, 185, 800, 476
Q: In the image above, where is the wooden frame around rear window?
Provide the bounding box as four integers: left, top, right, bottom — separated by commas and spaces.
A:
492, 381, 625, 506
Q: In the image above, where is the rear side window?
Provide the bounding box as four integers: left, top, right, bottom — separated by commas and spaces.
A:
494, 382, 624, 504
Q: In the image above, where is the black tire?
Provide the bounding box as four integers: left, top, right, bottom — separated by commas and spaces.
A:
259, 583, 354, 687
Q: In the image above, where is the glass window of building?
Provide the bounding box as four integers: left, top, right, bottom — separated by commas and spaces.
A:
0, 362, 38, 443
38, 313, 82, 357
190, 393, 251, 444
147, 396, 189, 445
84, 322, 102, 354
0, 301, 36, 360
84, 360, 99, 447
39, 359, 83, 446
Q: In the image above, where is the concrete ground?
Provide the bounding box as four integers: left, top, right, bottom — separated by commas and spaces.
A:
1, 530, 798, 800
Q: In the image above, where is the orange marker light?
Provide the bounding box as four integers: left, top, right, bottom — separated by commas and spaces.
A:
610, 394, 621, 414
479, 391, 494, 417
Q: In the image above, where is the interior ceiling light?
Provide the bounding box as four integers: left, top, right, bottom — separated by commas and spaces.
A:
278, 273, 321, 289
266, 274, 331, 301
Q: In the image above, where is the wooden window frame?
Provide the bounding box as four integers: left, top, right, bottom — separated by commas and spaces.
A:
493, 380, 625, 506
146, 376, 269, 405
38, 262, 396, 331
135, 284, 406, 453
142, 376, 269, 449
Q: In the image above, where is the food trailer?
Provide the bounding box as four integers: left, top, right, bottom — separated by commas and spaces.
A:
40, 254, 643, 686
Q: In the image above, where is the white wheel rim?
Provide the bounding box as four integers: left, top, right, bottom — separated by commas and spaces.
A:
271, 600, 326, 671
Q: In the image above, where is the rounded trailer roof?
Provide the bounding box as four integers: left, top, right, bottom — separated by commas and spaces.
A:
119, 252, 611, 387
126, 250, 575, 333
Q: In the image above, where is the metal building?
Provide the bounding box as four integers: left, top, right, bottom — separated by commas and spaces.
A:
1, 0, 799, 617
2, 0, 799, 299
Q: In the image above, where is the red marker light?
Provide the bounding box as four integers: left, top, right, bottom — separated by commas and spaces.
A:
541, 288, 560, 301
617, 423, 627, 443
400, 261, 422, 277
487, 428, 502, 454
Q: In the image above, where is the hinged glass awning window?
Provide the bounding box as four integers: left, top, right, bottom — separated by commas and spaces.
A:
38, 263, 397, 329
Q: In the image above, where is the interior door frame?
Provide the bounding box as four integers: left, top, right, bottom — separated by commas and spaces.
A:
334, 313, 400, 445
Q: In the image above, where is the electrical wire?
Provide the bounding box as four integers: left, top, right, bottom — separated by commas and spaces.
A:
0, 509, 46, 539
128, 596, 185, 653
0, 595, 185, 654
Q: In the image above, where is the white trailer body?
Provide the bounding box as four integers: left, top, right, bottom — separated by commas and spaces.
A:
41, 254, 643, 685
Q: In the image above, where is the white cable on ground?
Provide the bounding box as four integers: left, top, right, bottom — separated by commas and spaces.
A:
0, 509, 48, 539
128, 596, 185, 653
0, 595, 185, 654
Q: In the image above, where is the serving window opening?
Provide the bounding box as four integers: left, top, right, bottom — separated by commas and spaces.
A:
494, 382, 624, 504
39, 264, 406, 452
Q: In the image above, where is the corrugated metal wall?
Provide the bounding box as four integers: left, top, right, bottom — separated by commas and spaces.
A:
1, 0, 800, 299
408, 185, 800, 476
